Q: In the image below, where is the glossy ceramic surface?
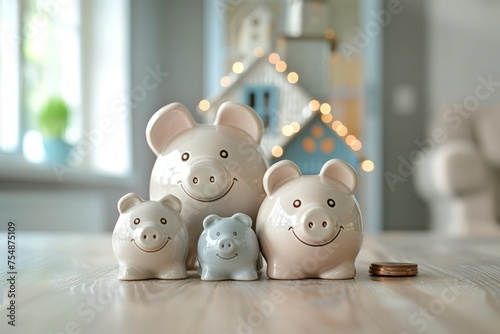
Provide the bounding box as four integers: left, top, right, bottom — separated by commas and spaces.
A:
256, 159, 363, 280
112, 193, 189, 280
146, 102, 268, 269
197, 213, 260, 281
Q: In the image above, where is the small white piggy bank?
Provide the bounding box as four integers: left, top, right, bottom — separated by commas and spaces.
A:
112, 193, 189, 280
256, 159, 363, 280
146, 102, 268, 269
197, 213, 260, 281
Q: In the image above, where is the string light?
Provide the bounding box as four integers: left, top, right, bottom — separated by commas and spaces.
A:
271, 146, 283, 158
320, 103, 331, 114
345, 135, 356, 145
276, 61, 287, 72
220, 76, 231, 87
268, 53, 280, 64
361, 160, 375, 172
336, 125, 348, 136
282, 125, 294, 136
287, 72, 299, 84
232, 62, 244, 74
321, 113, 332, 123
198, 99, 210, 111
350, 139, 362, 151
210, 53, 372, 168
254, 47, 265, 58
331, 120, 343, 131
309, 100, 320, 111
290, 121, 300, 133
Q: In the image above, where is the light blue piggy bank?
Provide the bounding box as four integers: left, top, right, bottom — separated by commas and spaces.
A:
197, 213, 260, 281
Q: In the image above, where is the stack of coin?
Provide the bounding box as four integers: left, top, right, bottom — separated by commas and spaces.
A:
369, 262, 418, 277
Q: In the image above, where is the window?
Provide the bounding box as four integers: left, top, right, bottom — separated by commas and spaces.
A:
0, 0, 21, 153
22, 0, 81, 163
0, 0, 130, 180
243, 85, 278, 131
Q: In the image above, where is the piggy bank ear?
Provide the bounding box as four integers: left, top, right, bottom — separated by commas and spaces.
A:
231, 213, 252, 227
320, 159, 358, 194
214, 101, 264, 144
203, 214, 221, 229
263, 160, 302, 196
118, 193, 144, 214
159, 194, 182, 214
146, 102, 196, 156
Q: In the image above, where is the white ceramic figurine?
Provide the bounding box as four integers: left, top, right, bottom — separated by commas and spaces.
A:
112, 193, 189, 280
146, 102, 268, 269
256, 159, 363, 280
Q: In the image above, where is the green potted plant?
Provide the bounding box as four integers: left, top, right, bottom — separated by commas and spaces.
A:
39, 96, 72, 163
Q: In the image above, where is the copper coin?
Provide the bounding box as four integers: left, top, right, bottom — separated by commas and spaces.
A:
371, 262, 417, 269
369, 269, 418, 277
369, 262, 418, 277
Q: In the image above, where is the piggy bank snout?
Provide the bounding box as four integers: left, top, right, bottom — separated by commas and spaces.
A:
133, 224, 168, 252
217, 237, 238, 257
184, 159, 232, 200
297, 206, 338, 244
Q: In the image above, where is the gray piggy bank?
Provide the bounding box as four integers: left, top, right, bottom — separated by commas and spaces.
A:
197, 213, 260, 281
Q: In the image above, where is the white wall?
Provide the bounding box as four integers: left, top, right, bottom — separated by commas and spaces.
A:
381, 0, 430, 230
427, 0, 500, 113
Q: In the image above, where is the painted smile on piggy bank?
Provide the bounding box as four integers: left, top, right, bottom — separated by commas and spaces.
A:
178, 178, 238, 203
216, 253, 238, 260
131, 236, 171, 253
289, 225, 344, 247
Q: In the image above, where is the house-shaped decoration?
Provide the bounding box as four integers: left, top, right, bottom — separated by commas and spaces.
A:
236, 6, 274, 59
198, 1, 371, 174
276, 114, 359, 174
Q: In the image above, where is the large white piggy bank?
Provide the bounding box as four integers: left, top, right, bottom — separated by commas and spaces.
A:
256, 159, 363, 279
112, 193, 189, 280
146, 102, 268, 268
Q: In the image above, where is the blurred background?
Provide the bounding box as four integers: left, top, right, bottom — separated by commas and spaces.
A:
1, 0, 500, 233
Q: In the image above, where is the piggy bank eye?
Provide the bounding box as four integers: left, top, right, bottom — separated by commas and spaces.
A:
160, 218, 167, 225
293, 199, 301, 208
220, 150, 229, 159
327, 198, 336, 208
181, 152, 190, 161
133, 218, 141, 225
233, 232, 237, 236
216, 232, 220, 236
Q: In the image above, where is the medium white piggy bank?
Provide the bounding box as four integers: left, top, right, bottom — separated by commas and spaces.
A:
146, 102, 268, 268
256, 159, 363, 280
197, 213, 260, 281
112, 193, 189, 280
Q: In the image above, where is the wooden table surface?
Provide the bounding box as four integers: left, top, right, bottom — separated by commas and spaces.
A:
1, 232, 499, 334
